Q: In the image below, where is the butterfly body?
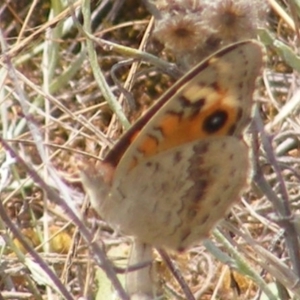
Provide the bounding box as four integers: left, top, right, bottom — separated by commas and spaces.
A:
80, 40, 263, 251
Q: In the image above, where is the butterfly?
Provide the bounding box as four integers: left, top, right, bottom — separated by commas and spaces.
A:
80, 40, 263, 251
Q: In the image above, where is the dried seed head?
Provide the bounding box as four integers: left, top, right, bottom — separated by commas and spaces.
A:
154, 13, 213, 53
208, 0, 265, 43
147, 0, 268, 69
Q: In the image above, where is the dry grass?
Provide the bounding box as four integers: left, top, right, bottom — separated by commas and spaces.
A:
0, 0, 300, 299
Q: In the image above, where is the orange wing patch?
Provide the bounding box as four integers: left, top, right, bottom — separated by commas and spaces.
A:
137, 87, 241, 158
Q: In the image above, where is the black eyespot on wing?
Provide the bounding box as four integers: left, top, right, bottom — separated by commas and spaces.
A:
203, 110, 228, 133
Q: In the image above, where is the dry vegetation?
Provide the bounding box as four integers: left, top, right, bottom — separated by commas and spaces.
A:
0, 0, 300, 299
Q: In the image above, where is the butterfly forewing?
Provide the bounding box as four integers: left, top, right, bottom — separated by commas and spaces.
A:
114, 40, 263, 179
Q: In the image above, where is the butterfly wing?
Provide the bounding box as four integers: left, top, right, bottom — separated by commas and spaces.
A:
105, 136, 249, 250
112, 40, 263, 179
